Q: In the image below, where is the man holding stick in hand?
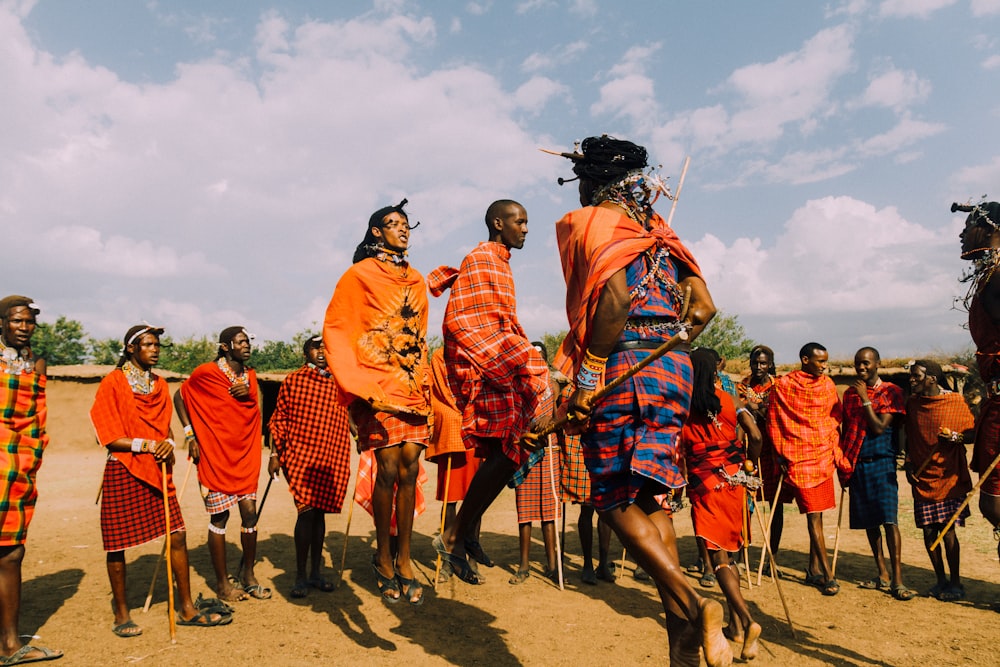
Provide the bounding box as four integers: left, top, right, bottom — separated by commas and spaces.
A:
538, 136, 729, 667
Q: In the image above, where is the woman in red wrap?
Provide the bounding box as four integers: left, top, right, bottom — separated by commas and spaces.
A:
92, 325, 231, 638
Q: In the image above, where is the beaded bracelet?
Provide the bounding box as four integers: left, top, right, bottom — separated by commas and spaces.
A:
130, 438, 152, 453
576, 349, 608, 391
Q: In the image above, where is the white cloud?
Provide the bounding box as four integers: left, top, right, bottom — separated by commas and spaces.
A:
513, 76, 568, 114
520, 40, 587, 73
982, 54, 1000, 69
972, 0, 1000, 15
591, 44, 661, 130
950, 156, 1000, 197
878, 0, 958, 18
857, 114, 946, 155
855, 65, 932, 111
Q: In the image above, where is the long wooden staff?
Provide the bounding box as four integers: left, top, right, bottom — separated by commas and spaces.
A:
751, 487, 795, 638
161, 461, 176, 643
741, 489, 752, 592
830, 487, 846, 578
336, 474, 358, 587
913, 441, 945, 478
545, 444, 565, 590
143, 459, 195, 613
756, 474, 784, 586
665, 156, 691, 229
929, 448, 1000, 551
433, 455, 453, 588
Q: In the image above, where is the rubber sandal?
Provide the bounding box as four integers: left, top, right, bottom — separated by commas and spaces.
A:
804, 569, 824, 586
195, 593, 235, 614
307, 577, 336, 592
371, 554, 401, 603
891, 585, 917, 601
112, 619, 142, 638
464, 538, 495, 567
821, 579, 840, 596
242, 583, 273, 600
859, 578, 889, 590
508, 568, 529, 585
0, 645, 63, 665
396, 572, 425, 606
699, 572, 717, 588
290, 580, 309, 598
177, 609, 232, 627
432, 535, 485, 585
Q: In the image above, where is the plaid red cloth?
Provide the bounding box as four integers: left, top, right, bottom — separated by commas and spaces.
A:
789, 477, 836, 513
681, 388, 743, 497
515, 446, 561, 522
203, 490, 255, 515
553, 207, 701, 378
181, 362, 262, 496
350, 401, 429, 452
353, 449, 428, 536
101, 458, 184, 551
767, 370, 842, 489
90, 369, 176, 496
559, 382, 591, 503
425, 348, 465, 460
269, 365, 351, 513
323, 257, 431, 412
974, 396, 1000, 495
905, 392, 975, 503
427, 241, 549, 458
838, 380, 905, 483
914, 497, 969, 528
0, 371, 48, 546
738, 374, 783, 499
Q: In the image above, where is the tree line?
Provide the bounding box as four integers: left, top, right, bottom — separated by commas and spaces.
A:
31, 311, 758, 375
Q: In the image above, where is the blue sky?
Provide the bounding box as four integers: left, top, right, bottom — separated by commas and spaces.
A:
4, 0, 1000, 363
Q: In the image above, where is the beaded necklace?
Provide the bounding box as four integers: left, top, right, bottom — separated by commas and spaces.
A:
628, 247, 685, 309
307, 362, 331, 378
705, 410, 724, 431
960, 247, 1000, 311
741, 375, 774, 405
122, 360, 155, 394
0, 339, 34, 375
217, 357, 249, 386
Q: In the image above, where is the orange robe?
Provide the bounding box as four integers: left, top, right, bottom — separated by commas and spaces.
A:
181, 361, 262, 496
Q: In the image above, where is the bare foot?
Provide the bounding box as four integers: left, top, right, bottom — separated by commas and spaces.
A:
741, 621, 762, 661
698, 598, 734, 667
667, 616, 701, 667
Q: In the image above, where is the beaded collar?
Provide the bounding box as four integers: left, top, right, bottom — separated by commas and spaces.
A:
961, 247, 1000, 310
740, 375, 774, 405
217, 357, 249, 386
121, 360, 155, 394
0, 340, 34, 375
307, 362, 331, 378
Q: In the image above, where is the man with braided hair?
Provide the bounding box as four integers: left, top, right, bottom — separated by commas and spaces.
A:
175, 326, 265, 603
427, 199, 551, 586
541, 136, 730, 667
0, 296, 62, 664
957, 201, 1000, 587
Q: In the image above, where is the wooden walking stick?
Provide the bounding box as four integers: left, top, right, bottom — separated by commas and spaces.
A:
144, 459, 195, 613
161, 461, 176, 643
756, 474, 784, 586
831, 487, 846, 578
929, 448, 1000, 551
619, 548, 627, 581
751, 487, 796, 638
545, 444, 565, 590
336, 475, 358, 587
665, 156, 691, 229
433, 455, 453, 588
741, 489, 752, 592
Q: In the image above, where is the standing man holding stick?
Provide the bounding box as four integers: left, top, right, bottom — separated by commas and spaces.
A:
0, 296, 62, 665
541, 136, 729, 666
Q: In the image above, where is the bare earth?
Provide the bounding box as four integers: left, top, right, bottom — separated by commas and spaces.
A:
22, 377, 1000, 666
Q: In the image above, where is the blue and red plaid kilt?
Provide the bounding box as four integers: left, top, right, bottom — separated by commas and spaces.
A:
583, 347, 691, 512
914, 497, 969, 528
350, 402, 429, 452
515, 446, 560, 523
848, 456, 898, 529
101, 458, 184, 552
560, 429, 591, 504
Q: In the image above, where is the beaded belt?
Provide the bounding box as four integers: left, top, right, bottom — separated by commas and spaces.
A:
612, 339, 665, 353
987, 377, 1000, 398
623, 316, 683, 335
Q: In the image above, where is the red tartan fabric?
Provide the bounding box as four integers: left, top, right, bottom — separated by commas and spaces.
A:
515, 446, 561, 522
101, 458, 184, 552
181, 362, 262, 496
353, 450, 428, 536
838, 380, 904, 482
427, 241, 549, 453
349, 401, 429, 452
905, 392, 975, 503
553, 207, 702, 377
269, 365, 352, 514
0, 371, 48, 546
558, 383, 591, 503
767, 370, 842, 489
790, 477, 836, 513
90, 369, 176, 495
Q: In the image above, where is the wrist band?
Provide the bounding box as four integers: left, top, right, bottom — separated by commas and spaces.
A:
736, 407, 748, 417
131, 438, 144, 453
183, 424, 194, 438
862, 401, 872, 407
576, 350, 608, 391
270, 452, 278, 458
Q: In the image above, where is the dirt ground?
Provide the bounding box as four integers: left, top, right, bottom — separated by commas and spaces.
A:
20, 375, 1000, 666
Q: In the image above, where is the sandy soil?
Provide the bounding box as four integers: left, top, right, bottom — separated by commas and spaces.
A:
19, 376, 1000, 666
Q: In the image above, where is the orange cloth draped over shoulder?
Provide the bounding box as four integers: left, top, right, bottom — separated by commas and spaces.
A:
425, 348, 465, 461
767, 370, 843, 489
554, 206, 701, 377
323, 257, 431, 412
181, 362, 262, 495
90, 369, 175, 494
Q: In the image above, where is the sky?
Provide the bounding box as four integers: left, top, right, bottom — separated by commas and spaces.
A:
3, 0, 1000, 363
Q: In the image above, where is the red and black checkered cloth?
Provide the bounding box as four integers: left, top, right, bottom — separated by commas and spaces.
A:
269, 365, 352, 513
515, 446, 561, 523
0, 371, 48, 546
101, 458, 184, 552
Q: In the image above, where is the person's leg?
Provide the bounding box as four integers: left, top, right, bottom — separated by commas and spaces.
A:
708, 548, 761, 660
806, 512, 832, 581
596, 516, 614, 581
941, 526, 962, 589
865, 526, 889, 584
578, 505, 595, 578
169, 530, 225, 622
106, 550, 140, 635
0, 545, 58, 660
371, 445, 401, 599
207, 510, 244, 601
236, 497, 263, 593
885, 524, 903, 588
541, 520, 557, 574
309, 511, 327, 581
922, 525, 948, 592
389, 441, 423, 603
441, 444, 516, 558
980, 494, 1000, 570
293, 509, 314, 587
443, 502, 458, 535
510, 523, 532, 584
769, 502, 784, 559
696, 537, 715, 586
